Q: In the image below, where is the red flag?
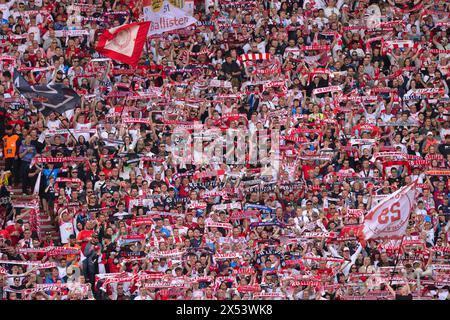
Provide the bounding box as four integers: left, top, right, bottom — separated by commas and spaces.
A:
95, 22, 150, 67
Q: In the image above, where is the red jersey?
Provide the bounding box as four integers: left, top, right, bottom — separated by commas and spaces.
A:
77, 230, 94, 253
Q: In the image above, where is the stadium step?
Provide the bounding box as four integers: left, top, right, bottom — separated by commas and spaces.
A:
36, 204, 60, 244
39, 224, 57, 230
4, 187, 61, 243
38, 217, 52, 223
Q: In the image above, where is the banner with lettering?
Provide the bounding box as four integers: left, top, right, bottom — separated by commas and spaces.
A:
143, 0, 197, 35
363, 183, 417, 240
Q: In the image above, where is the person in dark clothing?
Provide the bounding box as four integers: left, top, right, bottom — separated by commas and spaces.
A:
438, 134, 450, 158
27, 127, 45, 154
387, 167, 404, 188
189, 228, 203, 248
9, 277, 26, 299
18, 134, 37, 194
221, 55, 242, 88
83, 234, 101, 286
306, 75, 329, 98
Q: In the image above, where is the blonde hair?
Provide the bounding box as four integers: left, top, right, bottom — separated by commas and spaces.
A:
0, 171, 11, 186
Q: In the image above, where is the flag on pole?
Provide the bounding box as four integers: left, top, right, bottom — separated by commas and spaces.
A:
33, 171, 41, 195
13, 69, 81, 115
362, 183, 417, 240
95, 21, 151, 67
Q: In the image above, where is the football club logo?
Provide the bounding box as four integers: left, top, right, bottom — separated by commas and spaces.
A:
169, 0, 184, 9
151, 0, 163, 12
112, 28, 132, 49
143, 0, 163, 12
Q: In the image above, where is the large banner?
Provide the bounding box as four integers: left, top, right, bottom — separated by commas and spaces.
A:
143, 0, 196, 35
13, 69, 80, 115
363, 183, 417, 240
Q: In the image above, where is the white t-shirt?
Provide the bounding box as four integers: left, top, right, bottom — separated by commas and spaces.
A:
113, 211, 130, 220
74, 122, 92, 141
438, 290, 449, 301
257, 41, 266, 53
94, 180, 106, 192
283, 46, 301, 59
192, 289, 204, 300
313, 17, 329, 29
440, 128, 450, 141
57, 265, 67, 278
350, 48, 365, 58
294, 215, 310, 229
415, 207, 427, 216
425, 228, 435, 245
175, 226, 188, 237
99, 127, 118, 140
324, 6, 340, 18
0, 0, 15, 19
27, 25, 41, 43
47, 119, 61, 130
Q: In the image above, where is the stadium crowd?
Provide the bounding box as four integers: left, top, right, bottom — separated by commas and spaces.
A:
0, 0, 449, 300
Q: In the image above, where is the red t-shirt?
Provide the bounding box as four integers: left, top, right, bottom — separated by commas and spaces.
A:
0, 229, 10, 240
178, 185, 190, 198
66, 47, 81, 57
124, 195, 138, 208
302, 165, 314, 180
77, 230, 94, 253
6, 119, 25, 129
107, 258, 121, 273
102, 168, 113, 177
317, 268, 333, 277
184, 222, 198, 230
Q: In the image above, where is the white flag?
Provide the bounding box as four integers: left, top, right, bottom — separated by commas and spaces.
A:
33, 171, 42, 195
143, 0, 196, 35
363, 183, 417, 240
